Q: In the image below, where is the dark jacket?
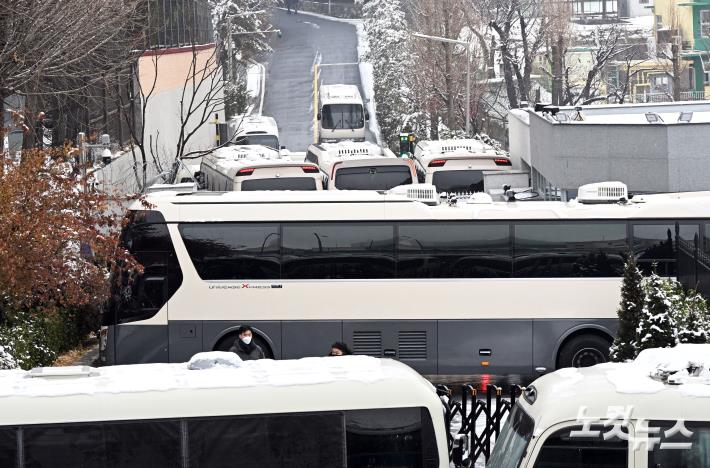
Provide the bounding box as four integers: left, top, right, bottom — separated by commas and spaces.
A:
229, 338, 265, 361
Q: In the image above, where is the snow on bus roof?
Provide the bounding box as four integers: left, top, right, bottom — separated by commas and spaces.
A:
0, 356, 420, 399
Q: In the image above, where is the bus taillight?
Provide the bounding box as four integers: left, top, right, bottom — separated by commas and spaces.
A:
237, 168, 255, 176
428, 159, 446, 167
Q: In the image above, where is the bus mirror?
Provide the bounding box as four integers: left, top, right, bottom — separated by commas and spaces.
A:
365, 111, 370, 120
317, 112, 322, 120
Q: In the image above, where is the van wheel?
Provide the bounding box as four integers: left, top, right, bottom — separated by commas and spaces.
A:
557, 335, 610, 369
214, 333, 274, 359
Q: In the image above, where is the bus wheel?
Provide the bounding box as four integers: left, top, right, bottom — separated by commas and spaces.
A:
557, 334, 610, 369
214, 333, 274, 359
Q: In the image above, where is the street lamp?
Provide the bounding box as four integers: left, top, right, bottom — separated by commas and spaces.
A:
412, 32, 473, 136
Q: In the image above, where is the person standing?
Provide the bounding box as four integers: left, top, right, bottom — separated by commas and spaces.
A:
286, 0, 298, 14
229, 325, 266, 361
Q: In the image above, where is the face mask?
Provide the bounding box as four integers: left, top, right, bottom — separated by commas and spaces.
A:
241, 336, 252, 345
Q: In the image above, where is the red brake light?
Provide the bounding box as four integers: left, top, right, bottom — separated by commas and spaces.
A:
428, 159, 446, 167
494, 158, 512, 166
301, 165, 320, 173
237, 168, 254, 176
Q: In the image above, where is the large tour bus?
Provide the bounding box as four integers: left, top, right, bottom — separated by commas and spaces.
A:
413, 139, 513, 193
488, 344, 710, 468
199, 145, 323, 191
0, 356, 448, 467
101, 183, 710, 375
305, 141, 417, 190
318, 84, 368, 142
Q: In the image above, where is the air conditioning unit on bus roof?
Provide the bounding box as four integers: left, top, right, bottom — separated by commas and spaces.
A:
388, 184, 439, 205
577, 181, 628, 204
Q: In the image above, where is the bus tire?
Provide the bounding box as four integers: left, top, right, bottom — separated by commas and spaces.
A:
214, 333, 274, 359
557, 334, 610, 369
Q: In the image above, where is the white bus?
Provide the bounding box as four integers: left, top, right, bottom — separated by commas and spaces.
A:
229, 114, 281, 152
488, 344, 710, 468
200, 145, 323, 191
0, 356, 448, 467
413, 139, 513, 193
305, 141, 416, 190
318, 84, 368, 142
101, 183, 710, 375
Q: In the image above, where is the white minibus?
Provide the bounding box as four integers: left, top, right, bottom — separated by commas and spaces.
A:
200, 145, 323, 191
488, 344, 710, 468
0, 356, 448, 467
229, 114, 281, 152
413, 139, 513, 193
318, 84, 368, 142
305, 141, 416, 190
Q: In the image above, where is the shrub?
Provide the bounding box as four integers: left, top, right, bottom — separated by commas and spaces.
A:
0, 310, 57, 369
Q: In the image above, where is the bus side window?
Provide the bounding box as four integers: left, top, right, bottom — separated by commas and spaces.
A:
532, 425, 628, 468
0, 427, 15, 468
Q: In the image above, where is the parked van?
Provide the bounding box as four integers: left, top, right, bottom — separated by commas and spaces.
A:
318, 84, 368, 142
229, 114, 280, 152
0, 356, 449, 467
306, 141, 416, 190
413, 139, 512, 193
488, 344, 710, 468
200, 145, 323, 191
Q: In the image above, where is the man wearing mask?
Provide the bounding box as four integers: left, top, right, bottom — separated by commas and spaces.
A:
229, 325, 266, 360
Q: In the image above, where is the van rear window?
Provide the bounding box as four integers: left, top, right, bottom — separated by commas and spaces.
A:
432, 170, 484, 193
241, 177, 317, 191
335, 166, 412, 190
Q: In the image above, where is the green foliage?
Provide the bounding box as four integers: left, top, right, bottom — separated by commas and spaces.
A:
675, 289, 710, 344
610, 256, 645, 362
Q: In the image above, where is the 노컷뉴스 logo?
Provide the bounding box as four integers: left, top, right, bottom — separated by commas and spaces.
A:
573, 406, 693, 451
208, 284, 283, 290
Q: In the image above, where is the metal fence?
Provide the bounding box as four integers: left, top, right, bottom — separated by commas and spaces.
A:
676, 224, 710, 302
437, 384, 524, 467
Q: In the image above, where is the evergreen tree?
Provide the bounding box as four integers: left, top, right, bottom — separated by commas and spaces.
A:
676, 288, 710, 344
609, 257, 645, 361
636, 272, 677, 352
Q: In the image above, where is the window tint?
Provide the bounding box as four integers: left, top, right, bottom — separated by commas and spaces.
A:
533, 425, 627, 468
488, 406, 535, 468
241, 177, 317, 191
334, 166, 412, 190
648, 421, 710, 468
633, 224, 699, 275
179, 223, 280, 280
432, 170, 484, 193
704, 224, 710, 254
514, 223, 627, 278
0, 427, 16, 468
24, 421, 181, 468
282, 223, 395, 279
398, 222, 511, 278
321, 104, 364, 130
346, 408, 438, 468
189, 412, 346, 468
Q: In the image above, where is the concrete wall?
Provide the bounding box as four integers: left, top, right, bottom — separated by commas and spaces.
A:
509, 108, 710, 193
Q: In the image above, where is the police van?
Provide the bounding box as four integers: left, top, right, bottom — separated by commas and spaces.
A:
200, 145, 323, 191
0, 356, 449, 467
318, 84, 368, 143
305, 141, 416, 190
413, 139, 513, 193
488, 345, 710, 468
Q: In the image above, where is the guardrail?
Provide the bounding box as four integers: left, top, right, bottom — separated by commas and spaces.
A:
437, 384, 524, 467
296, 0, 362, 18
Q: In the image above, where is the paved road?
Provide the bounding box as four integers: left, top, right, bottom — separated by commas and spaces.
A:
263, 9, 374, 152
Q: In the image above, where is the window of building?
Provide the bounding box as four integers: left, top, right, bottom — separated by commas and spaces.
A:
648, 421, 710, 467
282, 223, 395, 279
702, 10, 710, 37
514, 222, 628, 278
398, 222, 512, 278
533, 425, 627, 468
179, 223, 281, 280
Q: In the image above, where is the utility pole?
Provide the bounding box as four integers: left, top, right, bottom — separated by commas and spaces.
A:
412, 32, 472, 136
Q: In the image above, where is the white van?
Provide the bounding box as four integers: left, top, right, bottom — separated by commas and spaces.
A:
413, 139, 513, 193
488, 344, 710, 468
200, 145, 323, 191
0, 356, 449, 467
306, 141, 416, 190
318, 84, 368, 143
229, 114, 281, 152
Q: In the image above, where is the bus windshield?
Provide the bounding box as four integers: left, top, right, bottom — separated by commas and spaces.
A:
235, 134, 279, 150
321, 104, 364, 130
487, 405, 534, 468
432, 170, 484, 193
335, 165, 412, 190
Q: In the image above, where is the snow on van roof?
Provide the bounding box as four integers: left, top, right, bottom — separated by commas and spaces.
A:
0, 356, 418, 399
